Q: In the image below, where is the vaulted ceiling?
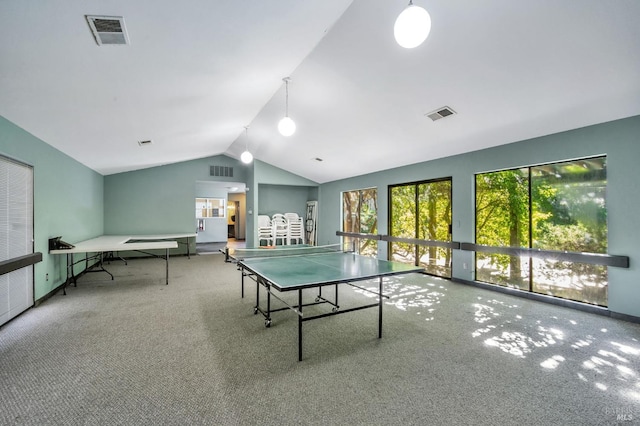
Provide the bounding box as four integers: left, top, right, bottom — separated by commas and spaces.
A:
1, 1, 639, 183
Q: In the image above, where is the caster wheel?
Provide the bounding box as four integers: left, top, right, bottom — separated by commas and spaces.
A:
253, 307, 258, 315
265, 320, 272, 328
332, 307, 339, 312
315, 297, 320, 302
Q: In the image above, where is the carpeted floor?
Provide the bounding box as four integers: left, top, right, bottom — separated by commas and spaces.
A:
196, 240, 245, 255
1, 253, 639, 425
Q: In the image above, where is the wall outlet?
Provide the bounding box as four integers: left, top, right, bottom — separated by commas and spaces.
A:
45, 273, 49, 281
463, 263, 468, 270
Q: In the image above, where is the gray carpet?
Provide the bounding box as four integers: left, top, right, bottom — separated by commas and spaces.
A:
1, 253, 639, 425
196, 242, 227, 254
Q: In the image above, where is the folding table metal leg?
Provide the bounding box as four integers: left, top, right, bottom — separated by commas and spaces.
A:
165, 247, 169, 285
63, 252, 76, 296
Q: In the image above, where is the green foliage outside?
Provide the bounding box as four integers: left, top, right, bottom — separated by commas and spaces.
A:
475, 157, 608, 306
476, 168, 530, 288
390, 180, 452, 277
342, 188, 377, 256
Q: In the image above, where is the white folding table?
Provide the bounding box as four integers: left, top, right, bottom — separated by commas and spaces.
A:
50, 234, 193, 294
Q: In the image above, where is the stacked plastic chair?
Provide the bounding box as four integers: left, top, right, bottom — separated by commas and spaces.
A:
271, 213, 289, 245
285, 213, 305, 245
257, 215, 273, 246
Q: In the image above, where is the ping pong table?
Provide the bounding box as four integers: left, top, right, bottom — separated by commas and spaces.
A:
229, 245, 423, 361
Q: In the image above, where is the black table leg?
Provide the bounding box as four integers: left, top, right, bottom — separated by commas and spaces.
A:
378, 276, 383, 338
298, 289, 303, 361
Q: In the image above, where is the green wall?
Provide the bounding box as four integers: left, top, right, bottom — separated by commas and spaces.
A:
103, 157, 318, 248
318, 115, 640, 318
0, 115, 104, 300
104, 155, 248, 234
246, 160, 319, 246
258, 184, 315, 218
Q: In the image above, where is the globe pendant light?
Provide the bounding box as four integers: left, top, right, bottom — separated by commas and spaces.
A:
240, 150, 253, 164
394, 0, 431, 49
240, 126, 253, 164
278, 77, 296, 136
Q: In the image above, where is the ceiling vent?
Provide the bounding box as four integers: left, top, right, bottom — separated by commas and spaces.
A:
426, 106, 456, 122
86, 15, 129, 46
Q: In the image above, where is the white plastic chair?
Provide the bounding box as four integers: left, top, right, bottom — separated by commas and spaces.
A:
285, 213, 305, 245
271, 214, 289, 245
284, 213, 299, 223
257, 215, 273, 246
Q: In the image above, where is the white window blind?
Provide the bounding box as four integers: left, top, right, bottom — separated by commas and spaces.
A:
0, 155, 34, 325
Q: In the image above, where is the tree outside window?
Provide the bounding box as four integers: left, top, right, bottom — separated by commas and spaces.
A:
342, 188, 377, 256
390, 178, 452, 278
475, 157, 608, 306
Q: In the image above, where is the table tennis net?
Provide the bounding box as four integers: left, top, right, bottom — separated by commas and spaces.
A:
230, 244, 345, 259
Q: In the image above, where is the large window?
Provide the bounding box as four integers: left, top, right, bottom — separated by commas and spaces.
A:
475, 156, 607, 306
389, 178, 452, 278
342, 188, 377, 256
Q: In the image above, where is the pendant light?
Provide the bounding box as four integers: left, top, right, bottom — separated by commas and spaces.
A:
394, 0, 431, 49
278, 77, 296, 137
240, 126, 253, 164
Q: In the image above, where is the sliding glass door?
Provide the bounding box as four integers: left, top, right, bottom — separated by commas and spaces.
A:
389, 178, 452, 278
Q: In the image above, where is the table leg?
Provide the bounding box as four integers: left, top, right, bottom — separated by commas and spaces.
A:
298, 289, 303, 361
63, 253, 71, 295
241, 267, 245, 298
99, 252, 114, 280
255, 277, 260, 313
378, 276, 383, 338
266, 282, 271, 326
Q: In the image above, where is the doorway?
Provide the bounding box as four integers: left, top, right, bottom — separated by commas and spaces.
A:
226, 195, 246, 251
194, 180, 246, 254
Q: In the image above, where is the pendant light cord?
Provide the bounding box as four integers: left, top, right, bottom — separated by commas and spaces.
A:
283, 77, 291, 118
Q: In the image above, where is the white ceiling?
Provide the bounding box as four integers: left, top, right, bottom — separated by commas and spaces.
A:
1, 0, 639, 183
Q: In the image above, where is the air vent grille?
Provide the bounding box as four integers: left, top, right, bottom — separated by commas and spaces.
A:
93, 19, 122, 33
426, 106, 456, 122
210, 166, 234, 178
86, 15, 129, 46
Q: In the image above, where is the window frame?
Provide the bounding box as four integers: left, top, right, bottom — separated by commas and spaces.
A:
473, 155, 610, 306
340, 187, 378, 256
388, 177, 453, 278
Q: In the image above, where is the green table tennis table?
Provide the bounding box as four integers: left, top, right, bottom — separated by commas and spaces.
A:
229, 245, 423, 361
